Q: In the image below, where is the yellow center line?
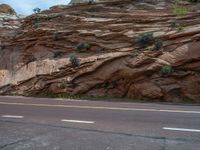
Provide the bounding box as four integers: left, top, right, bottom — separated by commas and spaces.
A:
0, 102, 199, 114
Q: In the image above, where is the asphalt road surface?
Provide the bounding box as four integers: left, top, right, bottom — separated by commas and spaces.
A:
0, 96, 200, 150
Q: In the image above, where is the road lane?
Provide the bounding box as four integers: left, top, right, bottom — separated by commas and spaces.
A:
0, 96, 200, 141
0, 96, 200, 149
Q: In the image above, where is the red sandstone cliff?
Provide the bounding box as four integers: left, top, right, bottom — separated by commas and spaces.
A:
0, 0, 200, 102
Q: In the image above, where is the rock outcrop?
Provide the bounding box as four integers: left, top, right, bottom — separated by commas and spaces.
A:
0, 0, 200, 102
0, 4, 16, 15
0, 4, 21, 63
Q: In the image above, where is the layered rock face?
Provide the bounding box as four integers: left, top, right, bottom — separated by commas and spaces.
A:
0, 0, 200, 102
0, 4, 21, 68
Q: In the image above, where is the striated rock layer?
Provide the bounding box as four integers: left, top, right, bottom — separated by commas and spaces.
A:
0, 0, 200, 102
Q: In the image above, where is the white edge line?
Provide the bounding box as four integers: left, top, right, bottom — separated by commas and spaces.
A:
61, 119, 94, 124
163, 127, 200, 133
1, 115, 24, 118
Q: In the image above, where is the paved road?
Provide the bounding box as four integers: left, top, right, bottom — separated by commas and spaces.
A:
0, 96, 200, 150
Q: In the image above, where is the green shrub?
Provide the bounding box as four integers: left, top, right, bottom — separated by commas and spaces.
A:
69, 53, 80, 67
136, 32, 154, 48
178, 25, 184, 32
32, 18, 39, 28
172, 5, 189, 16
76, 42, 91, 52
154, 40, 163, 50
88, 0, 95, 4
60, 80, 70, 89
54, 51, 63, 58
160, 65, 174, 76
150, 39, 163, 51
32, 8, 41, 28
33, 8, 41, 14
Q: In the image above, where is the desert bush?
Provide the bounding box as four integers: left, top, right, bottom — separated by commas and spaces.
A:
69, 53, 80, 67
178, 25, 184, 32
88, 0, 95, 4
32, 8, 41, 28
154, 40, 163, 50
60, 80, 67, 89
160, 65, 174, 76
150, 39, 163, 51
76, 42, 91, 52
136, 32, 154, 48
54, 51, 63, 58
33, 8, 41, 14
172, 5, 189, 16
32, 18, 40, 28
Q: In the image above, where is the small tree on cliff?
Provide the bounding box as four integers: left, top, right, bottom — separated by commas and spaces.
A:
32, 8, 41, 28
33, 8, 41, 14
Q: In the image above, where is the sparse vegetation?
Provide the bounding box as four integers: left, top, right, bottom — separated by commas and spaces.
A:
160, 65, 174, 76
136, 32, 154, 48
32, 18, 40, 28
60, 80, 67, 89
171, 20, 180, 28
54, 51, 63, 58
171, 20, 185, 32
178, 25, 184, 32
154, 39, 163, 51
33, 8, 41, 14
172, 5, 189, 16
32, 8, 41, 29
149, 39, 163, 51
69, 53, 80, 67
76, 42, 91, 52
88, 0, 95, 4
38, 92, 81, 99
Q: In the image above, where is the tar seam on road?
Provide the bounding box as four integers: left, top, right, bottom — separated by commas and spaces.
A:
0, 102, 200, 114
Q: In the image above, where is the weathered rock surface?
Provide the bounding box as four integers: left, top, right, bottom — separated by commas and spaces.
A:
0, 0, 200, 102
0, 4, 16, 15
